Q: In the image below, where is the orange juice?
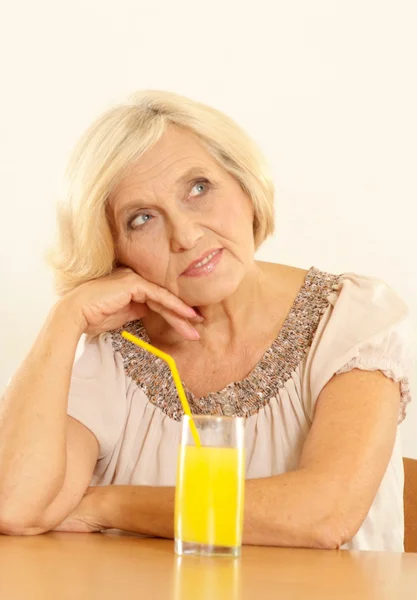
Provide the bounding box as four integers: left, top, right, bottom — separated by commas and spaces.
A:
175, 445, 245, 548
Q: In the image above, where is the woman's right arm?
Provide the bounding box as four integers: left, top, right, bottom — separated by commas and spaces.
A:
0, 302, 91, 533
0, 269, 198, 534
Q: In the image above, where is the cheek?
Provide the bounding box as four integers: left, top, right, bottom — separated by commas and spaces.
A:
213, 194, 254, 238
116, 235, 170, 285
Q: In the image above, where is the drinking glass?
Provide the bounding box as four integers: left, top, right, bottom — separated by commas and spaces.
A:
175, 415, 245, 557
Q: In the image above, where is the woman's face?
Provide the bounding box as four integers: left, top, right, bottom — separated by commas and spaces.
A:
109, 125, 256, 307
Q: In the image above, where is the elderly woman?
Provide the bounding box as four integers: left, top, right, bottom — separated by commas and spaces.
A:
0, 91, 411, 551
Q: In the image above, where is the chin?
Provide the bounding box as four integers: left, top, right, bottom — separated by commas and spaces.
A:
179, 276, 243, 307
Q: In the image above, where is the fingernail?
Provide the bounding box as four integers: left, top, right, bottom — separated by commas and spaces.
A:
186, 307, 197, 317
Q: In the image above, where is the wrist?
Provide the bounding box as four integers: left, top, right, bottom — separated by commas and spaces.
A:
90, 485, 115, 530
50, 296, 88, 339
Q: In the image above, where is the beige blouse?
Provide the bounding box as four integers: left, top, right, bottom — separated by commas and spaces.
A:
67, 268, 411, 552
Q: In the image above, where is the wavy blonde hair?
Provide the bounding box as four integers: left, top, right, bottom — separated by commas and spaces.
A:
50, 90, 275, 295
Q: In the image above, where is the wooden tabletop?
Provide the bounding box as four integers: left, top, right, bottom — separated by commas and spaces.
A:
0, 533, 416, 600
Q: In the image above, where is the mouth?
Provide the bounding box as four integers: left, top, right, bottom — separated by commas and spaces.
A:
181, 248, 224, 277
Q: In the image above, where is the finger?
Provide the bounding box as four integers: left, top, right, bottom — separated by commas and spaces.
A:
126, 302, 149, 321
147, 300, 200, 341
100, 303, 149, 332
189, 313, 205, 323
131, 282, 197, 320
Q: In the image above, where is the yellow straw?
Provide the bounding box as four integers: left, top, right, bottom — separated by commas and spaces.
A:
121, 330, 201, 447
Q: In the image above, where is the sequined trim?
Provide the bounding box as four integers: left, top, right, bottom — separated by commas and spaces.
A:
110, 267, 340, 420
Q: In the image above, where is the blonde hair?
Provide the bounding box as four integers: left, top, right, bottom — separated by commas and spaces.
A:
50, 90, 275, 295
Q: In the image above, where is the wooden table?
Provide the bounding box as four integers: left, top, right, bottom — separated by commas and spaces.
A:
1, 533, 416, 600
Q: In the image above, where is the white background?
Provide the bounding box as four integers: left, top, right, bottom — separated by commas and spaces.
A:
1, 1, 416, 456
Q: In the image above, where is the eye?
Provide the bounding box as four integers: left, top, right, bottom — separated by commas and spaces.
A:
129, 213, 153, 230
190, 180, 209, 197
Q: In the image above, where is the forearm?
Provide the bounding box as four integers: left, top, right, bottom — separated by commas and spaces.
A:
244, 469, 345, 549
94, 470, 344, 548
0, 300, 83, 523
98, 485, 175, 539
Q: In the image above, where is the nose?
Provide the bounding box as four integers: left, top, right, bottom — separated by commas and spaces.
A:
170, 213, 204, 253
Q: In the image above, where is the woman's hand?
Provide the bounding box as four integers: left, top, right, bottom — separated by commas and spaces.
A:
59, 268, 200, 340
53, 487, 106, 533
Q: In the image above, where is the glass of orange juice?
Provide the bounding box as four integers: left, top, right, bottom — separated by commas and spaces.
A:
175, 415, 245, 557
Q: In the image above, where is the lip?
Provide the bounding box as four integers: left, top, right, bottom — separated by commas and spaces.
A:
181, 248, 224, 277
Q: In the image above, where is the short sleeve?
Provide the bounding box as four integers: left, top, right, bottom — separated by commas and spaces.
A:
68, 332, 127, 459
304, 273, 412, 423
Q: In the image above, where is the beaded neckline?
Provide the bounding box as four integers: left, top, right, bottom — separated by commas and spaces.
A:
110, 267, 340, 420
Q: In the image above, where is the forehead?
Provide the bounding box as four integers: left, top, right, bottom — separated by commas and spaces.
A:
111, 125, 218, 200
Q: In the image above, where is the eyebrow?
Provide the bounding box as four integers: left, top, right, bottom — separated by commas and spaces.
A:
114, 166, 210, 219
173, 166, 209, 187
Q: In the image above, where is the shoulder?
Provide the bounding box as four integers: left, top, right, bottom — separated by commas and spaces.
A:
263, 263, 409, 380
326, 271, 409, 342
333, 271, 408, 309
304, 269, 411, 420
258, 262, 340, 316
299, 267, 410, 365
263, 262, 408, 325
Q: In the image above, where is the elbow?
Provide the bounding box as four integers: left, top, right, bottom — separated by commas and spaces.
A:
305, 490, 362, 550
312, 528, 344, 550
311, 516, 358, 550
0, 521, 45, 536
0, 480, 64, 536
0, 520, 47, 536
0, 506, 50, 536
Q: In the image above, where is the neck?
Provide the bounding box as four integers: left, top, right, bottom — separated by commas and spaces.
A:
197, 261, 265, 334
143, 261, 268, 348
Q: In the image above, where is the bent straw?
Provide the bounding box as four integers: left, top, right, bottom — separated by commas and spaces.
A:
121, 330, 201, 447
